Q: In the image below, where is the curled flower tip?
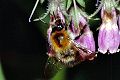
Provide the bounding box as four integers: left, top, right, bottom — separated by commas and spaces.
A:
98, 7, 119, 54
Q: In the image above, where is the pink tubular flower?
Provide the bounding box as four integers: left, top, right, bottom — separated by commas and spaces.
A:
75, 25, 95, 52
68, 16, 95, 52
68, 16, 96, 61
67, 0, 95, 52
98, 7, 119, 54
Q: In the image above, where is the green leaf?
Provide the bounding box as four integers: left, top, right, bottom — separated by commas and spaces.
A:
66, 0, 72, 10
76, 0, 85, 7
44, 57, 65, 79
0, 63, 5, 80
52, 68, 66, 80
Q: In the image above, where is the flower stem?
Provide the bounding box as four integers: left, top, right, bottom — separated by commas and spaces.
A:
29, 0, 40, 22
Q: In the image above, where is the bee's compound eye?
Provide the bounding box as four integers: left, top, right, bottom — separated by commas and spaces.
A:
52, 24, 64, 33
56, 24, 63, 31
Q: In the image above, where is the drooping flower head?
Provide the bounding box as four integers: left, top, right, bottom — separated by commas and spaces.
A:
67, 0, 96, 52
68, 18, 96, 61
67, 0, 96, 60
98, 0, 119, 54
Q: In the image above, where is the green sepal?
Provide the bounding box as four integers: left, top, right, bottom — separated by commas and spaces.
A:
44, 57, 65, 79
76, 0, 85, 7
116, 5, 120, 12
66, 0, 72, 10
69, 6, 82, 28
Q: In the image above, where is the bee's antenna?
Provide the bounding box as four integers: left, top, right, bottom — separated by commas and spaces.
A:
29, 0, 40, 22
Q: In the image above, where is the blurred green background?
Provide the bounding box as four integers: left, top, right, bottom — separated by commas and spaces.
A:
1, 0, 120, 80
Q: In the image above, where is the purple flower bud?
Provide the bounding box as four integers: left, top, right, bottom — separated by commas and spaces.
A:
98, 7, 119, 54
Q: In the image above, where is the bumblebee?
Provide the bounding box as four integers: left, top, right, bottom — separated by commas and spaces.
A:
47, 13, 96, 67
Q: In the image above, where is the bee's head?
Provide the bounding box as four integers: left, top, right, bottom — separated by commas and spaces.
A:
51, 18, 67, 33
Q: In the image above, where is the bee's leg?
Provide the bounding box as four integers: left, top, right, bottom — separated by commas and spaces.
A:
47, 45, 55, 57
29, 0, 40, 22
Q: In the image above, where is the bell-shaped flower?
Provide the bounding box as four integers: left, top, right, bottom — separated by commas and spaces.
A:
66, 0, 96, 60
75, 25, 96, 52
68, 16, 96, 61
67, 1, 95, 52
68, 14, 95, 52
67, 0, 96, 59
98, 7, 119, 54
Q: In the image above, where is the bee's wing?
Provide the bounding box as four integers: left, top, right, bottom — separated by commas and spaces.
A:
77, 45, 96, 61
44, 57, 65, 79
72, 41, 96, 61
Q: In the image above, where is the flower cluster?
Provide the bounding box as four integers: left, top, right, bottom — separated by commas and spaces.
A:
29, 0, 120, 67
66, 0, 120, 54
28, 0, 120, 78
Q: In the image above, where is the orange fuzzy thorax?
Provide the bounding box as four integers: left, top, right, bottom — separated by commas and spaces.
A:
50, 29, 71, 54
